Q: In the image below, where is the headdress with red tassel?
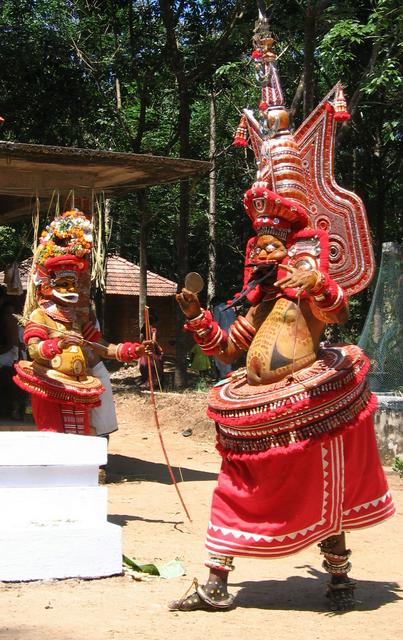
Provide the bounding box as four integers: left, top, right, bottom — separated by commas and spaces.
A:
231, 12, 374, 299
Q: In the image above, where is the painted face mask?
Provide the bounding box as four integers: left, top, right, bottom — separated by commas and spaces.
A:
249, 234, 287, 266
50, 273, 79, 304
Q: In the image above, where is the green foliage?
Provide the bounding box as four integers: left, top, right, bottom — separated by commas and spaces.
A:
0, 226, 19, 266
392, 456, 403, 479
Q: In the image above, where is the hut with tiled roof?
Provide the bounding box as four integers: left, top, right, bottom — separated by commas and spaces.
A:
102, 256, 177, 353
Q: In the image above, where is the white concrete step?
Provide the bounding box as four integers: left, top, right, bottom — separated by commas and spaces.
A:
0, 486, 108, 528
0, 431, 107, 467
0, 522, 122, 581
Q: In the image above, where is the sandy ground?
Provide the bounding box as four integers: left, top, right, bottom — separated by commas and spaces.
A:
0, 381, 402, 640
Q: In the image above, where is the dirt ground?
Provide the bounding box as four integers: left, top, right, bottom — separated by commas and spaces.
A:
0, 376, 402, 640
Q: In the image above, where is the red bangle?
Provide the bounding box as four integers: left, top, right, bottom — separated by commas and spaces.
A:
24, 322, 48, 343
194, 323, 228, 356
312, 278, 346, 313
116, 342, 141, 363
310, 270, 328, 294
184, 309, 213, 335
229, 316, 256, 351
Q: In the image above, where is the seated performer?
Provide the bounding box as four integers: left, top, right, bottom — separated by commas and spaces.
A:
169, 18, 394, 613
14, 210, 152, 436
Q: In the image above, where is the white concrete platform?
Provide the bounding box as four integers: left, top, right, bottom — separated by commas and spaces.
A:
0, 432, 122, 582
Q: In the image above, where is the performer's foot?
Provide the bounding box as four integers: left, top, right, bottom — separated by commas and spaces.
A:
326, 576, 356, 612
168, 578, 234, 612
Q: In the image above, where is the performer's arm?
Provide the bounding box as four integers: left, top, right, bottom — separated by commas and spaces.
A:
176, 288, 255, 364
275, 266, 349, 324
82, 319, 152, 362
25, 334, 84, 362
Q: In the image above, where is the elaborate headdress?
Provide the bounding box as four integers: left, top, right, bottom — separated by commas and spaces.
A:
234, 15, 374, 301
24, 210, 93, 318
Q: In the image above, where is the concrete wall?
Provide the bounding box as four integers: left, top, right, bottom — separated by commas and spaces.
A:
374, 396, 403, 464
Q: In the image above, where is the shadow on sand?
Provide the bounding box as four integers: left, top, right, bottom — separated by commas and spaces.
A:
232, 565, 402, 613
106, 453, 218, 485
107, 512, 186, 527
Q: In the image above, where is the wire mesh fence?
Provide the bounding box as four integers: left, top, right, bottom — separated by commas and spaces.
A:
359, 242, 403, 394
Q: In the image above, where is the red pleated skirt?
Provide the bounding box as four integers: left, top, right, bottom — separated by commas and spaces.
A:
206, 410, 394, 559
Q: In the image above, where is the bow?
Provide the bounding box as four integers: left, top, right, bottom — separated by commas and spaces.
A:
144, 306, 192, 522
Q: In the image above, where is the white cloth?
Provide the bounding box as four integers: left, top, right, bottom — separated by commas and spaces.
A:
89, 361, 118, 436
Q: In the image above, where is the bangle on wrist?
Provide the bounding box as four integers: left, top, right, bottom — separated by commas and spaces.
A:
187, 311, 204, 324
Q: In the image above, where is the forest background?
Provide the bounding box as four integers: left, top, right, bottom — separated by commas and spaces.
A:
0, 0, 401, 385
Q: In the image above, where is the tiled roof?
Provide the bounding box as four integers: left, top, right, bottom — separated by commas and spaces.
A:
0, 255, 177, 297
105, 255, 177, 296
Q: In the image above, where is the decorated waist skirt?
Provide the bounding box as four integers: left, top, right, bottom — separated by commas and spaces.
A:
14, 360, 104, 436
205, 345, 395, 559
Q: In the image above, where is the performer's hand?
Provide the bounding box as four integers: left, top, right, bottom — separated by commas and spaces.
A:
274, 265, 319, 294
135, 340, 154, 357
176, 288, 202, 319
58, 331, 84, 349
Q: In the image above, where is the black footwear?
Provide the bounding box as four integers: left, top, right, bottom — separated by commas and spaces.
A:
168, 579, 234, 612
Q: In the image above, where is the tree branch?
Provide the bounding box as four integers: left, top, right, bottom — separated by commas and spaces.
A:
337, 41, 381, 144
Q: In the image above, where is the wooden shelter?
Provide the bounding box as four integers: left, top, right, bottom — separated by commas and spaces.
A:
0, 140, 209, 222
0, 140, 209, 355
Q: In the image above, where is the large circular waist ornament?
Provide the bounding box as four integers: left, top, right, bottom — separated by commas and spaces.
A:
14, 360, 105, 408
207, 344, 373, 451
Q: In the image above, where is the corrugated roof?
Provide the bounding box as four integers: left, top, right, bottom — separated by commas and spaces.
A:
0, 255, 177, 297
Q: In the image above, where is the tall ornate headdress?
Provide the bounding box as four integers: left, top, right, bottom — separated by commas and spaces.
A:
234, 13, 374, 297
24, 210, 93, 318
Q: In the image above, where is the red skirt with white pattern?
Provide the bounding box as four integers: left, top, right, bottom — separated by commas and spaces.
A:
205, 345, 395, 558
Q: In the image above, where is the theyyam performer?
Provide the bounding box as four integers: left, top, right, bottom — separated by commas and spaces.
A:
14, 209, 151, 436
171, 15, 394, 613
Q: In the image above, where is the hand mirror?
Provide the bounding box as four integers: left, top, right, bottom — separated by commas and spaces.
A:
184, 272, 204, 294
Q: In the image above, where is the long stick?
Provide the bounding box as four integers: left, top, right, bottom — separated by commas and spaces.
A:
13, 314, 109, 352
144, 306, 192, 522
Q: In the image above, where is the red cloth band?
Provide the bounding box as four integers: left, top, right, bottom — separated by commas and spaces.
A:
39, 338, 63, 360
24, 322, 48, 344
116, 342, 141, 363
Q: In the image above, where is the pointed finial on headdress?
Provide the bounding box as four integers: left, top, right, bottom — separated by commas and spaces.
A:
333, 85, 351, 122
251, 14, 289, 137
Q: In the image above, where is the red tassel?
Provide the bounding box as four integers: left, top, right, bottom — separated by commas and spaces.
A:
334, 111, 351, 122
334, 86, 351, 122
233, 115, 249, 147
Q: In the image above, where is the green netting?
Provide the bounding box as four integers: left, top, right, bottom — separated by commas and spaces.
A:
358, 243, 403, 393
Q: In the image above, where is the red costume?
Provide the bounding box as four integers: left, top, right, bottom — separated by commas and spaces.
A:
170, 14, 394, 612
14, 210, 144, 435
200, 25, 395, 561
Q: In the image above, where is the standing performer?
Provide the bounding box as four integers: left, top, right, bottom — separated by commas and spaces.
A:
14, 209, 151, 436
170, 17, 394, 612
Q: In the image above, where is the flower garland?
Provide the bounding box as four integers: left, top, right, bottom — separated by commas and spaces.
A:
37, 210, 93, 264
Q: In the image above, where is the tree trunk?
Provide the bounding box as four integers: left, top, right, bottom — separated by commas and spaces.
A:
174, 92, 192, 388
158, 0, 193, 388
303, 2, 316, 119
207, 90, 217, 305
137, 190, 152, 337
